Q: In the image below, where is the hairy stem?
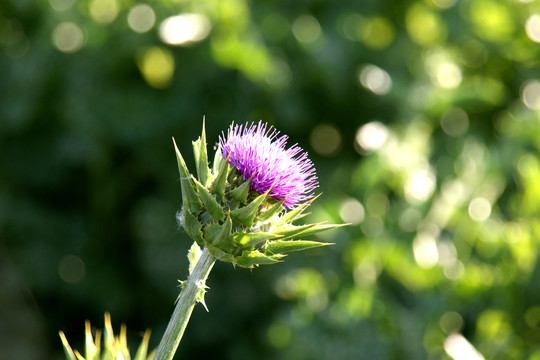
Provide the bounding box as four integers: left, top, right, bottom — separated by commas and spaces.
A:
154, 247, 216, 360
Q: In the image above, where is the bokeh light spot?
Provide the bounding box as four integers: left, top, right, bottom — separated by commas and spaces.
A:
525, 14, 540, 43
355, 121, 389, 152
441, 108, 469, 136
265, 59, 292, 89
406, 4, 446, 45
399, 208, 421, 232
444, 334, 485, 360
267, 322, 292, 348
525, 306, 540, 328
520, 80, 540, 110
292, 15, 321, 44
518, 154, 538, 178
339, 198, 365, 225
436, 63, 462, 89
261, 13, 289, 42
137, 46, 175, 89
468, 197, 491, 222
48, 0, 74, 11
359, 64, 392, 95
363, 17, 395, 50
159, 14, 211, 46
310, 123, 342, 157
127, 4, 156, 34
405, 168, 436, 204
469, 0, 514, 43
341, 13, 367, 41
440, 311, 464, 334
52, 22, 84, 53
57, 255, 86, 284
413, 233, 439, 268
89, 0, 119, 24
432, 0, 458, 9
459, 39, 488, 68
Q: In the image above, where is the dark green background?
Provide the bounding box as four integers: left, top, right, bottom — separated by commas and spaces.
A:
2, 0, 540, 359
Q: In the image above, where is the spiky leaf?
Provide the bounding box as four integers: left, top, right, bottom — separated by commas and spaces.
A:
85, 320, 100, 360
213, 144, 224, 175
182, 208, 204, 244
187, 241, 202, 275
274, 194, 321, 226
192, 176, 224, 221
133, 329, 152, 360
227, 166, 237, 184
270, 223, 317, 239
214, 214, 233, 249
212, 154, 229, 199
265, 240, 333, 255
173, 138, 202, 214
234, 250, 284, 268
234, 231, 282, 249
206, 243, 236, 263
203, 221, 232, 251
192, 118, 209, 186
230, 177, 251, 204
59, 332, 77, 360
257, 198, 286, 222
287, 223, 348, 238
230, 191, 268, 227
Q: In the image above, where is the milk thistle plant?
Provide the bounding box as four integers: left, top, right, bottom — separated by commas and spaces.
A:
60, 120, 342, 360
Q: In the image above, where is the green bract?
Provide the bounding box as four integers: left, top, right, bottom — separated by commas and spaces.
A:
59, 313, 153, 360
174, 120, 341, 268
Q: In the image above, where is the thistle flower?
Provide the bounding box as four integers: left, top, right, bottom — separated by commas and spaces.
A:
220, 121, 318, 209
174, 119, 342, 268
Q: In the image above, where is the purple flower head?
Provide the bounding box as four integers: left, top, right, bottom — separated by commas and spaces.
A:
220, 121, 318, 209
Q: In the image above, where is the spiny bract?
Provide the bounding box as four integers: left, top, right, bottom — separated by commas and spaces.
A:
174, 119, 342, 268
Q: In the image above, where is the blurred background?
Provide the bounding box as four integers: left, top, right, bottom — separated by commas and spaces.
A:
2, 0, 540, 359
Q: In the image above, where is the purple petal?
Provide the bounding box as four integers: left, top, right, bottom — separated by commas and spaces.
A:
219, 121, 318, 209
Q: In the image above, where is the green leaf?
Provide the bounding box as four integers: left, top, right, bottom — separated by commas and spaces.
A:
287, 223, 348, 238
257, 198, 286, 222
230, 177, 251, 204
212, 144, 223, 175
227, 166, 237, 184
215, 214, 233, 248
234, 231, 282, 249
192, 176, 225, 221
274, 194, 321, 226
133, 329, 152, 360
103, 313, 115, 358
203, 216, 233, 250
187, 241, 202, 275
212, 154, 229, 200
196, 283, 210, 312
230, 191, 268, 227
270, 223, 317, 239
206, 243, 236, 263
192, 117, 209, 186
84, 320, 100, 360
173, 137, 202, 215
271, 222, 346, 240
59, 332, 77, 360
234, 250, 284, 268
182, 208, 204, 243
265, 240, 333, 255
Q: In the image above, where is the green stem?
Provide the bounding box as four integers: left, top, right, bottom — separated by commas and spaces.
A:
154, 247, 216, 360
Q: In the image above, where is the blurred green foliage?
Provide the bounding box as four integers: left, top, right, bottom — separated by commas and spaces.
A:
2, 0, 540, 359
